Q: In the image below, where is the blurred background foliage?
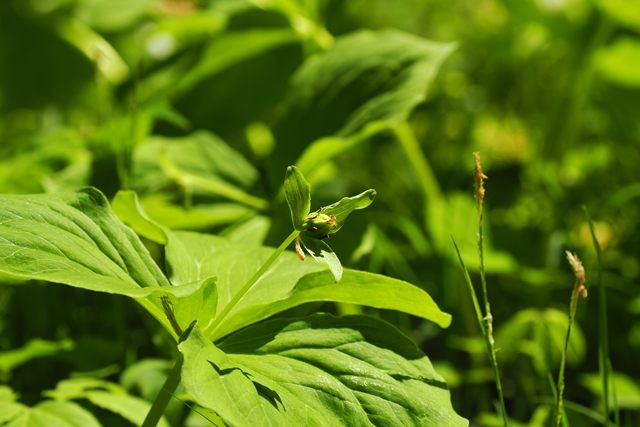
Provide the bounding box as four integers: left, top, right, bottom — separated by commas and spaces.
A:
0, 0, 639, 425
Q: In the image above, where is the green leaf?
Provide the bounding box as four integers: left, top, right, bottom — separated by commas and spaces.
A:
595, 0, 640, 31
45, 378, 170, 427
272, 29, 454, 173
173, 277, 218, 333
0, 339, 74, 375
495, 309, 585, 374
132, 131, 265, 209
311, 189, 376, 234
300, 236, 343, 281
137, 194, 255, 231
180, 316, 467, 427
427, 193, 515, 273
121, 359, 172, 402
284, 166, 311, 230
0, 399, 102, 427
54, 17, 129, 84
222, 268, 452, 339
581, 372, 640, 410
595, 37, 640, 88
0, 187, 170, 296
75, 0, 155, 32
164, 232, 452, 340
112, 190, 167, 244
221, 215, 271, 246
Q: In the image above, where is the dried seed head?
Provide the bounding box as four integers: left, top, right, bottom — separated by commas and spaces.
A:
473, 152, 488, 206
565, 251, 587, 298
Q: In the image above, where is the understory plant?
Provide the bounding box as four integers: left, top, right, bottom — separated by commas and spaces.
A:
0, 167, 467, 426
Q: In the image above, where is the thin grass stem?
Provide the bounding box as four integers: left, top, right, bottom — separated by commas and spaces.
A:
472, 153, 509, 427
583, 207, 614, 426
555, 251, 587, 427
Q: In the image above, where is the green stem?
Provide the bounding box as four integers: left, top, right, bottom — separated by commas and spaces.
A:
584, 208, 613, 426
393, 121, 443, 203
473, 154, 509, 427
555, 287, 580, 427
205, 229, 300, 338
142, 355, 183, 427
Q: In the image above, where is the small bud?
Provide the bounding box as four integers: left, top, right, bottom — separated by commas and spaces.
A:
302, 212, 338, 239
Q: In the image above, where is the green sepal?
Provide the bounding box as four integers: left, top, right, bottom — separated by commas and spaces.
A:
300, 236, 343, 282
284, 166, 311, 230
303, 189, 376, 238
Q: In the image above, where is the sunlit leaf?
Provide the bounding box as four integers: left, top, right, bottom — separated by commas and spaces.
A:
180, 317, 467, 427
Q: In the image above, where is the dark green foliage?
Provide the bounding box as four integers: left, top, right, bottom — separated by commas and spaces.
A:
1, 0, 640, 426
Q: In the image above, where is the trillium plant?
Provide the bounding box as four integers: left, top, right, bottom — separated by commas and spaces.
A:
0, 166, 467, 426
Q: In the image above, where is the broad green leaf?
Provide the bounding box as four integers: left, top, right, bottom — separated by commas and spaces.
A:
427, 193, 515, 273
272, 29, 454, 172
219, 268, 452, 339
294, 121, 388, 186
496, 309, 585, 374
180, 316, 467, 427
221, 215, 271, 246
132, 131, 259, 195
112, 191, 167, 244
0, 339, 73, 374
595, 37, 640, 88
300, 236, 342, 281
164, 232, 452, 340
0, 400, 101, 427
284, 165, 311, 229
138, 194, 255, 231
595, 0, 640, 31
85, 391, 170, 427
0, 187, 170, 296
46, 378, 169, 427
0, 128, 90, 194
174, 277, 219, 333
581, 372, 640, 410
172, 29, 299, 96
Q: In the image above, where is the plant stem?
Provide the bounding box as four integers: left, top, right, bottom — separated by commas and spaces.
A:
142, 355, 183, 427
472, 153, 509, 427
393, 121, 443, 204
205, 229, 300, 338
584, 208, 613, 426
555, 252, 587, 427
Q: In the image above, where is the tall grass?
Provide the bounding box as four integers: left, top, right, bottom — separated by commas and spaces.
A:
453, 153, 509, 426
554, 251, 587, 427
584, 208, 617, 426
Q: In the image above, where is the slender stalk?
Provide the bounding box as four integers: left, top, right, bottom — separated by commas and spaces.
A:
555, 252, 587, 427
393, 121, 444, 203
204, 229, 300, 337
584, 208, 614, 426
472, 153, 509, 427
142, 355, 183, 427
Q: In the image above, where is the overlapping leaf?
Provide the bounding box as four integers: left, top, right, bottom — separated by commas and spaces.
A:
180, 315, 467, 427
164, 231, 451, 340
